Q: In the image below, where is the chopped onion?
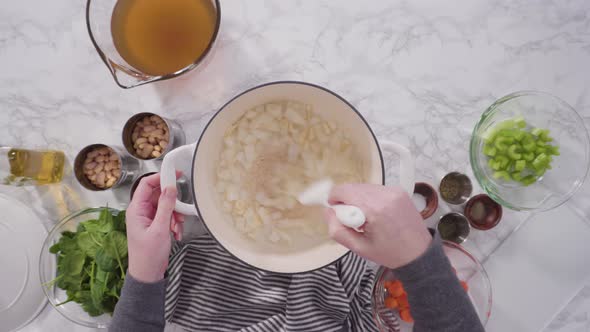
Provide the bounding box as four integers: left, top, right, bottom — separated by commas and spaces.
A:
215, 100, 365, 246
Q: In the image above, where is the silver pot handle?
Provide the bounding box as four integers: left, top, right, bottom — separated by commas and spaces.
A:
160, 143, 199, 216
379, 140, 415, 195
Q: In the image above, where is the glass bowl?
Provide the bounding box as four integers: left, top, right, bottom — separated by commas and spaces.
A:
372, 242, 492, 332
470, 91, 590, 211
39, 208, 121, 328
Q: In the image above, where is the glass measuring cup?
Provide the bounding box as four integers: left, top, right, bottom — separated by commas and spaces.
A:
85, 0, 221, 89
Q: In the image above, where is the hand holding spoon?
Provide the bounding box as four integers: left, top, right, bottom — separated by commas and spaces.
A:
297, 179, 366, 229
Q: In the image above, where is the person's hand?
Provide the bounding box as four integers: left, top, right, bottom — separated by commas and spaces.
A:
126, 173, 185, 283
323, 184, 431, 269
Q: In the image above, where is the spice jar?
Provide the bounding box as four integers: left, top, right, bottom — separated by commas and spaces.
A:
464, 194, 503, 230
412, 182, 439, 219
439, 172, 473, 205
437, 213, 470, 244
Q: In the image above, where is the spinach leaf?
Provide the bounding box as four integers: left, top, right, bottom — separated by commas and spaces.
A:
61, 251, 86, 276
99, 208, 114, 229
48, 207, 128, 317
112, 210, 126, 232
57, 236, 79, 253
76, 232, 101, 258
103, 231, 128, 259
49, 242, 61, 254
61, 230, 76, 239
78, 290, 103, 317
95, 248, 116, 272
84, 219, 113, 234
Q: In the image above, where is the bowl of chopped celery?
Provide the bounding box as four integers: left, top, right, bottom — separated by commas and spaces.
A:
470, 91, 590, 211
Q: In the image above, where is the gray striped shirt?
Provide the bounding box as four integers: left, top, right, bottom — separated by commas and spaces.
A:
110, 235, 483, 332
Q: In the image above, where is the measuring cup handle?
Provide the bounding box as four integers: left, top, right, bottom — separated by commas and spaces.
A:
379, 140, 415, 195
160, 143, 199, 216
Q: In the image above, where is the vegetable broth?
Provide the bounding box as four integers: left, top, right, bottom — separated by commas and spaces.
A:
111, 0, 216, 76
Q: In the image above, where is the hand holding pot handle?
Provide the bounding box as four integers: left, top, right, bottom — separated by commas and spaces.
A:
160, 143, 199, 216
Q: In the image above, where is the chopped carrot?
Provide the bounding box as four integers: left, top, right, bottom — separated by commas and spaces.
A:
399, 309, 414, 323
396, 293, 409, 309
389, 286, 405, 298
391, 280, 403, 289
384, 297, 399, 309
383, 280, 393, 288
460, 281, 469, 292
387, 280, 405, 296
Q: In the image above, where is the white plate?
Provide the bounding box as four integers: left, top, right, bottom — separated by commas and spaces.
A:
0, 194, 49, 332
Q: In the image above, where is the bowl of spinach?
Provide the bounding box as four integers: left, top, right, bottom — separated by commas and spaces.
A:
39, 207, 127, 328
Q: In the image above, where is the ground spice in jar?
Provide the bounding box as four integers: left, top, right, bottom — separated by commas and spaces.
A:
437, 213, 470, 243
439, 172, 472, 204
440, 179, 460, 202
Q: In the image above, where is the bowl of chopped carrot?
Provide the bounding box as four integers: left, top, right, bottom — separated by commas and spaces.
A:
371, 241, 492, 331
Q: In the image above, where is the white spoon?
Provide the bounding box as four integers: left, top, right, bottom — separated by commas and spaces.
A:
297, 179, 366, 229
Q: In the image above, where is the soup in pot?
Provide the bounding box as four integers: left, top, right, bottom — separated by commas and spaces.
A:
215, 101, 366, 248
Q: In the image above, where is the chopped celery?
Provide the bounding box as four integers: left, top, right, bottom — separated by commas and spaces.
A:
521, 175, 537, 186
493, 170, 511, 181
507, 145, 522, 160
495, 155, 509, 168
494, 136, 513, 151
547, 145, 560, 156
496, 119, 516, 130
481, 128, 498, 143
506, 160, 515, 171
532, 153, 550, 169
488, 159, 501, 171
522, 141, 536, 152
499, 129, 517, 137
521, 132, 534, 142
523, 152, 535, 161
531, 128, 545, 137
533, 167, 547, 177
483, 145, 497, 157
514, 116, 526, 128
540, 134, 553, 142
481, 117, 558, 186
539, 130, 551, 141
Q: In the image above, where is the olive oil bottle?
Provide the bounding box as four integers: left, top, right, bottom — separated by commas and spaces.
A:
2, 148, 65, 185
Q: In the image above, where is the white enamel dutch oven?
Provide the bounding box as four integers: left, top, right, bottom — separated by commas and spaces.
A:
161, 81, 414, 274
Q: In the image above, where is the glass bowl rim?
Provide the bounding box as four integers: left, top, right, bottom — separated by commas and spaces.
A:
371, 241, 493, 329
38, 207, 120, 328
469, 90, 590, 211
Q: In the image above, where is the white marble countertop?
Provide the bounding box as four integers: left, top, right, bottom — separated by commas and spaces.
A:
2, 0, 590, 331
